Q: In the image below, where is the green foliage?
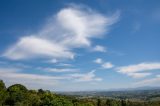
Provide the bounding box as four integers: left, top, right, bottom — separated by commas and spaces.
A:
121, 100, 126, 106
0, 80, 8, 105
26, 90, 41, 106
5, 84, 28, 105
0, 80, 160, 106
7, 84, 28, 92
97, 99, 101, 106
0, 80, 6, 90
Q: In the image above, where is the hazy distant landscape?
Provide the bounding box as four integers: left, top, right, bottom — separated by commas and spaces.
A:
60, 88, 160, 101
1, 80, 160, 106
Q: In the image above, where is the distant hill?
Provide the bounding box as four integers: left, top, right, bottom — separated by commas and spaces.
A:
58, 86, 160, 100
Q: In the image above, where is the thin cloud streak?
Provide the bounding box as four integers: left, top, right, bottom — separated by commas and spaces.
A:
0, 67, 102, 89
94, 58, 103, 64
116, 62, 160, 78
134, 75, 160, 87
92, 45, 107, 52
69, 70, 102, 82
42, 68, 79, 73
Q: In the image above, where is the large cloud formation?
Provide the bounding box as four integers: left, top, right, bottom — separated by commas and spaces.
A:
3, 5, 119, 60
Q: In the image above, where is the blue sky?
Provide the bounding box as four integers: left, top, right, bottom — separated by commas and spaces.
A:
0, 0, 160, 91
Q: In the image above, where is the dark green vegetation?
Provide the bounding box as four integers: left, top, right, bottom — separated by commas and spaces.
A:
0, 80, 160, 106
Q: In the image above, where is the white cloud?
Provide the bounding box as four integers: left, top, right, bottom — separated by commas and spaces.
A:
56, 63, 73, 67
4, 36, 74, 60
69, 70, 102, 82
116, 62, 160, 78
3, 5, 119, 61
93, 45, 106, 52
94, 58, 103, 64
0, 67, 63, 89
0, 67, 22, 73
102, 62, 114, 69
0, 71, 65, 80
127, 72, 151, 78
134, 75, 160, 87
0, 67, 102, 89
0, 67, 68, 80
94, 58, 114, 69
0, 61, 31, 69
49, 59, 58, 63
43, 68, 78, 73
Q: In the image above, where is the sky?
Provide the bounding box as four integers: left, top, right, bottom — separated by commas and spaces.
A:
0, 0, 160, 91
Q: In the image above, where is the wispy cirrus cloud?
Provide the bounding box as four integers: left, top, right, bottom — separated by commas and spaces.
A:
134, 75, 160, 87
0, 67, 61, 89
0, 66, 102, 89
56, 63, 73, 67
127, 72, 152, 79
42, 67, 78, 73
93, 58, 103, 64
92, 45, 107, 52
101, 62, 114, 69
116, 62, 160, 78
3, 5, 119, 61
69, 70, 102, 82
94, 58, 114, 69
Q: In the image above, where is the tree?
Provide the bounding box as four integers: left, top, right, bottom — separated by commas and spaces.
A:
0, 80, 6, 90
121, 100, 126, 106
5, 84, 28, 105
25, 90, 41, 106
97, 99, 101, 106
38, 89, 45, 94
0, 80, 8, 105
106, 99, 111, 106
